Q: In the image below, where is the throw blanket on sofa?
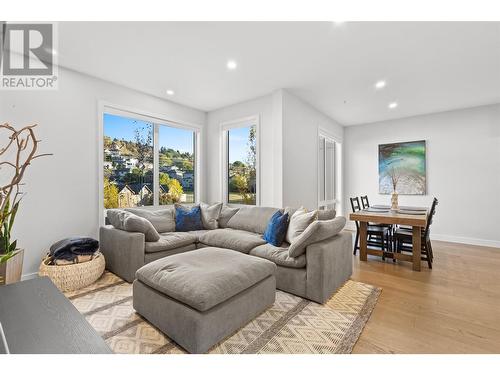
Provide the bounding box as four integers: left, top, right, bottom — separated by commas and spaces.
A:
49, 237, 99, 263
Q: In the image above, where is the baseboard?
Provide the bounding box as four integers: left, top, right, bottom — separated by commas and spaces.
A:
344, 221, 499, 248
21, 272, 39, 281
430, 234, 500, 249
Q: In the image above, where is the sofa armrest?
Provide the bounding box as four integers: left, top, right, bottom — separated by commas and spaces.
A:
305, 230, 353, 304
99, 225, 146, 283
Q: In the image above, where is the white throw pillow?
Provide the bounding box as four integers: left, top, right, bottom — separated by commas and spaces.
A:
125, 208, 175, 233
285, 207, 318, 244
107, 209, 160, 242
288, 216, 346, 257
200, 202, 223, 230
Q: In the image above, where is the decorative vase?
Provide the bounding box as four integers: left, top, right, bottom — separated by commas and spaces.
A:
0, 249, 24, 285
390, 191, 399, 212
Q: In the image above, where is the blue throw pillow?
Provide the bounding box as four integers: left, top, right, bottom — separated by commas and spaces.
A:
175, 205, 204, 232
263, 211, 289, 247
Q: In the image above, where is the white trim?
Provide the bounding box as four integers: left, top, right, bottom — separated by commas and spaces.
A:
97, 100, 202, 227
98, 100, 203, 131
430, 234, 500, 248
344, 222, 500, 248
220, 115, 261, 206
318, 128, 342, 213
153, 124, 160, 206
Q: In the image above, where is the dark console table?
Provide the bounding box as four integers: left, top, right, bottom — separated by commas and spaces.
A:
0, 276, 112, 354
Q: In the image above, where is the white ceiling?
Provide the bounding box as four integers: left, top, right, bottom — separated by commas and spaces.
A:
58, 22, 500, 125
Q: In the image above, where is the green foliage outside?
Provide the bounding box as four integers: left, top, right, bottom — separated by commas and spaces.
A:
104, 178, 119, 209
228, 126, 257, 205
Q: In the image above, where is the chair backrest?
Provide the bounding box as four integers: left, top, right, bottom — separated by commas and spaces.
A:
424, 197, 438, 238
350, 197, 361, 212
360, 195, 369, 209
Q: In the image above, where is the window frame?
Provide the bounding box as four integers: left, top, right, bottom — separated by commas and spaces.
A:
98, 101, 202, 226
220, 115, 260, 207
317, 128, 342, 213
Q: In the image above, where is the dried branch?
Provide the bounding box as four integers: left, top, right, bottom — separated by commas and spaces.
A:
0, 123, 52, 220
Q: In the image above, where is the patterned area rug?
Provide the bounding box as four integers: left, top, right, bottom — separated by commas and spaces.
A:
65, 271, 380, 354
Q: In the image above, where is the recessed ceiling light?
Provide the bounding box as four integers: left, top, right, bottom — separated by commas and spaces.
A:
226, 60, 237, 70
166, 90, 175, 96
388, 102, 398, 109
375, 80, 386, 89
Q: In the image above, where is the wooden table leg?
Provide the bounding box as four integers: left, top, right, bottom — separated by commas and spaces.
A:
412, 226, 421, 271
360, 221, 368, 261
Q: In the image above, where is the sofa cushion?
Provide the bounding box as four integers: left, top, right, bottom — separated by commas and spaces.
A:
285, 208, 317, 244
200, 202, 222, 230
288, 216, 346, 258
107, 209, 160, 242
175, 204, 204, 231
124, 208, 175, 233
145, 232, 197, 253
187, 230, 210, 242
198, 228, 266, 254
250, 243, 306, 269
227, 206, 281, 234
263, 211, 289, 247
136, 247, 276, 312
218, 206, 239, 228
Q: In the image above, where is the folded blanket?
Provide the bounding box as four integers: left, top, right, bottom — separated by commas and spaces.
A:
49, 237, 99, 263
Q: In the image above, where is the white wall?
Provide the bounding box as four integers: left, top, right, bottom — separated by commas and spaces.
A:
205, 89, 344, 210
0, 67, 206, 278
344, 104, 500, 247
282, 90, 344, 211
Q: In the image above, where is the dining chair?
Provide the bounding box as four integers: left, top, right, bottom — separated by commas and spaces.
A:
350, 196, 390, 259
360, 195, 369, 209
361, 194, 395, 254
393, 197, 438, 268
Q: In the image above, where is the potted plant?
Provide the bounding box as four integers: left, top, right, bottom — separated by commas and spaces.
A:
0, 123, 50, 285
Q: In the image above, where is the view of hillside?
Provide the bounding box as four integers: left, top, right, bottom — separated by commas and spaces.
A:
103, 114, 195, 209
228, 125, 256, 205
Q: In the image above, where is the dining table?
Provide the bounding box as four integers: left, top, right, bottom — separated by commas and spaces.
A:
349, 205, 428, 271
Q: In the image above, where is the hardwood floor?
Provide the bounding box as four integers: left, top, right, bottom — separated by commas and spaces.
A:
350, 239, 500, 353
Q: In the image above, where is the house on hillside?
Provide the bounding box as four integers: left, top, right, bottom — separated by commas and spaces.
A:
182, 171, 194, 190
117, 182, 153, 207
165, 165, 183, 180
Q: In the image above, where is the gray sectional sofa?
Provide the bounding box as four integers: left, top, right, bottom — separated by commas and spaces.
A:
99, 205, 352, 304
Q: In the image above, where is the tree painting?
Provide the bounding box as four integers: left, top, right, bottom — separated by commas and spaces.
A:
378, 140, 426, 195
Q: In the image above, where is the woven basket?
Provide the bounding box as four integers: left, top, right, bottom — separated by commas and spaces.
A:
38, 252, 105, 292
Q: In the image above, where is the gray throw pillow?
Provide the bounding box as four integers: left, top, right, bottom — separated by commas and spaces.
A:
288, 216, 346, 258
317, 209, 336, 220
284, 206, 299, 218
285, 208, 318, 244
125, 208, 175, 233
107, 209, 160, 242
218, 206, 240, 228
200, 202, 223, 230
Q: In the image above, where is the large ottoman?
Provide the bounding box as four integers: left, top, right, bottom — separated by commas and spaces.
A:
133, 247, 277, 353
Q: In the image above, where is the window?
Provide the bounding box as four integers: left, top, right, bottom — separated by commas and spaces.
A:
158, 124, 195, 204
222, 117, 258, 205
103, 113, 154, 208
318, 133, 340, 210
102, 109, 198, 210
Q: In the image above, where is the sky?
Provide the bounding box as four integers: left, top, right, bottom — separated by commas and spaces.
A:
104, 113, 251, 162
103, 113, 194, 153
228, 126, 252, 163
